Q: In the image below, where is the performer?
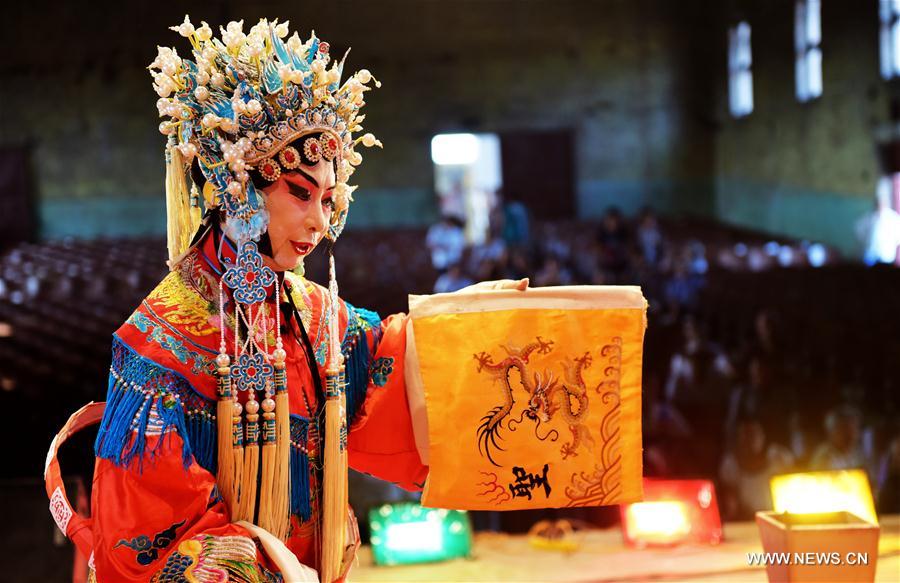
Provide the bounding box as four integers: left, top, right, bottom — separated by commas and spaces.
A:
45, 16, 442, 582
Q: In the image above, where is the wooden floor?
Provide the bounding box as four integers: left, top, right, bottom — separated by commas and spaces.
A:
350, 515, 900, 582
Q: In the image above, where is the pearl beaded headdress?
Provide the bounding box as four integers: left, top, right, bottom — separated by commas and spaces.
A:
152, 16, 382, 255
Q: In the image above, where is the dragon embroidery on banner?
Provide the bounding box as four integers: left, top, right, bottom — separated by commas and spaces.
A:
473, 336, 596, 467
565, 337, 624, 507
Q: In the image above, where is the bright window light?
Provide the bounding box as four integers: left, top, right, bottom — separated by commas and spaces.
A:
728, 22, 754, 118
795, 0, 823, 102
880, 0, 900, 79
431, 133, 480, 166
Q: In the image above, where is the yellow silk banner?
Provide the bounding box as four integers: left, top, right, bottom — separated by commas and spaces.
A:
408, 286, 646, 511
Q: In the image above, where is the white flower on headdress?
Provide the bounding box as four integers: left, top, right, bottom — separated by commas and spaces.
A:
245, 99, 262, 115
170, 15, 195, 38
333, 182, 356, 211
287, 32, 304, 54
156, 98, 170, 116
275, 21, 290, 39
149, 46, 180, 71
359, 133, 382, 148
202, 113, 223, 129
152, 72, 177, 98
310, 60, 325, 78
177, 142, 198, 160
248, 20, 269, 41
245, 26, 266, 59
196, 21, 213, 42
221, 20, 246, 52
277, 64, 293, 84
201, 46, 218, 63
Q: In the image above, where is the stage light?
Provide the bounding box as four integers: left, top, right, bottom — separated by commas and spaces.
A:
756, 511, 880, 582
368, 502, 472, 566
431, 133, 479, 165
620, 479, 722, 547
770, 469, 877, 525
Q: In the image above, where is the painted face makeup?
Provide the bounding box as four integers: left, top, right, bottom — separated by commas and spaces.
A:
260, 158, 336, 271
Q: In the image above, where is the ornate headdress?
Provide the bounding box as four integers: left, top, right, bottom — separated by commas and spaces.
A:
152, 16, 382, 260
151, 18, 377, 574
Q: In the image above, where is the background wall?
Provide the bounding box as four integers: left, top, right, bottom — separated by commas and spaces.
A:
0, 0, 716, 238
0, 0, 891, 256
711, 0, 890, 255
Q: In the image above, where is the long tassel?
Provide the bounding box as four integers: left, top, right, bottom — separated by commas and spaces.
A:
164, 137, 197, 267
216, 281, 243, 519
216, 363, 239, 517
257, 405, 276, 532
270, 359, 292, 540
321, 252, 348, 583
237, 394, 260, 522
258, 277, 291, 540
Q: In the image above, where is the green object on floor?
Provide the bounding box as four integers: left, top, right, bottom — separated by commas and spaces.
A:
368, 502, 472, 566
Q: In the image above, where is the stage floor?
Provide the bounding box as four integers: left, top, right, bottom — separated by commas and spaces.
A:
351, 515, 900, 582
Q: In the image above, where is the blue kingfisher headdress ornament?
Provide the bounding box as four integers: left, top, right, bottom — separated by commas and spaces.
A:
152, 16, 382, 262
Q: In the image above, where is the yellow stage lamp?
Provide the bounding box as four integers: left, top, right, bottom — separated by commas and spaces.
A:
770, 469, 877, 524
624, 501, 692, 545
620, 479, 723, 547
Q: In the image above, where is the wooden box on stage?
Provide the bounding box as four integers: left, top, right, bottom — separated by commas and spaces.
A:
405, 285, 647, 511
755, 511, 880, 582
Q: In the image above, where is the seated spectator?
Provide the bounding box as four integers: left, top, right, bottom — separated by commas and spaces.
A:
502, 197, 531, 251
719, 418, 794, 519
533, 257, 573, 287
855, 177, 900, 266
662, 256, 703, 318
810, 406, 867, 472
468, 232, 507, 274
433, 263, 473, 294
426, 215, 466, 274
635, 206, 663, 267
725, 355, 787, 445
876, 434, 900, 513
596, 206, 630, 281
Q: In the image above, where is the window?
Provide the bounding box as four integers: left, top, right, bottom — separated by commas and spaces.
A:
880, 0, 900, 79
728, 22, 754, 118
795, 0, 822, 102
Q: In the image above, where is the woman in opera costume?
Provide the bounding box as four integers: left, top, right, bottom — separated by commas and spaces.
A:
44, 17, 524, 582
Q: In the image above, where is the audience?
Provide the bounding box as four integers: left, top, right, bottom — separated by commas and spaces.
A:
719, 418, 795, 519
1, 204, 897, 523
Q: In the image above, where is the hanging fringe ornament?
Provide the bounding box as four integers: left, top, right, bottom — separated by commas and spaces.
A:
238, 391, 261, 522
164, 136, 198, 267
258, 277, 291, 539
321, 251, 348, 583
216, 282, 242, 518
216, 240, 285, 531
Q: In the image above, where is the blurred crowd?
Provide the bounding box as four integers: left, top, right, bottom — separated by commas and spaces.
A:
426, 204, 900, 521
0, 204, 896, 524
